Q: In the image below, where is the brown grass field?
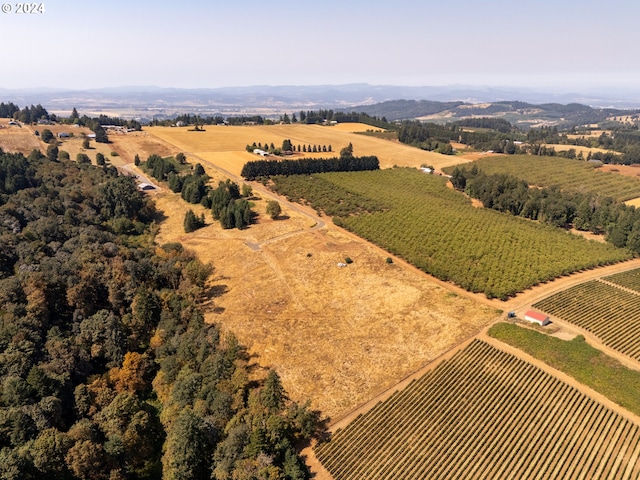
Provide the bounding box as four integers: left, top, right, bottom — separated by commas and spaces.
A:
566, 130, 609, 140
544, 143, 618, 157
152, 191, 500, 420
148, 123, 463, 174
0, 120, 42, 153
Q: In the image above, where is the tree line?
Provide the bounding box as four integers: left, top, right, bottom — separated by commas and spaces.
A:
241, 155, 380, 180
246, 139, 333, 155
0, 149, 322, 479
451, 165, 640, 253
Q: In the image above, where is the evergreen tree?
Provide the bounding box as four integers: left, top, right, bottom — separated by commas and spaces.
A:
46, 144, 59, 162
266, 200, 282, 220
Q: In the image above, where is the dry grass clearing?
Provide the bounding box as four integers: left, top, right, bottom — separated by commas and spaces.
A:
566, 130, 609, 139
0, 120, 41, 154
108, 130, 176, 165
151, 186, 500, 420
602, 163, 640, 178
147, 124, 464, 173
545, 143, 618, 157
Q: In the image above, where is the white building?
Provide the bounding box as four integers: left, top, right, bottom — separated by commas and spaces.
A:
524, 310, 550, 327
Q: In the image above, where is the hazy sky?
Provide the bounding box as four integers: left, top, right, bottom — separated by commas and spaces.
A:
1, 0, 639, 91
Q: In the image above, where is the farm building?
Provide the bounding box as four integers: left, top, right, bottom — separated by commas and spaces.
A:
523, 310, 550, 327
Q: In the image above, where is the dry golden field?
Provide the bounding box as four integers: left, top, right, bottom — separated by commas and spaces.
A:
108, 130, 176, 164
148, 123, 464, 174
0, 120, 42, 153
544, 143, 618, 157
139, 124, 502, 420
566, 129, 609, 139
152, 189, 500, 420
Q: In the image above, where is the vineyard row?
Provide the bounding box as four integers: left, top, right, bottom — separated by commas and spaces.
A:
315, 340, 640, 479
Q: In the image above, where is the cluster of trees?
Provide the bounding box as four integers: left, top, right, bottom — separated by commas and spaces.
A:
148, 109, 392, 129
2, 104, 51, 123
0, 102, 20, 119
245, 140, 333, 155
399, 119, 532, 155
142, 155, 256, 230
296, 110, 391, 129
453, 118, 514, 133
451, 165, 640, 253
66, 109, 142, 133
0, 150, 38, 194
209, 180, 253, 229
145, 154, 178, 182
0, 149, 321, 478
149, 115, 257, 127
183, 209, 206, 232
241, 145, 379, 180
241, 155, 379, 180
168, 164, 208, 205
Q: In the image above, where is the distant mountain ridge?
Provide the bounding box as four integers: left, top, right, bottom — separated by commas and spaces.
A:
355, 99, 640, 127
2, 83, 640, 110
1, 84, 640, 123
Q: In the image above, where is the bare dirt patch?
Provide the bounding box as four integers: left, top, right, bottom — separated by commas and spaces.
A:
602, 163, 640, 178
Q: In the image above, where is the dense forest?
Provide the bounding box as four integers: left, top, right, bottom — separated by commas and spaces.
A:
0, 149, 321, 479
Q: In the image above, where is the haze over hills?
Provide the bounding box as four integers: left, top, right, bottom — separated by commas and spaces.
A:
2, 84, 640, 120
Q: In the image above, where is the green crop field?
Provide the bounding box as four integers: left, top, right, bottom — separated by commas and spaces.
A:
443, 155, 640, 202
271, 168, 631, 299
315, 340, 640, 479
488, 322, 640, 415
605, 267, 640, 293
533, 280, 640, 361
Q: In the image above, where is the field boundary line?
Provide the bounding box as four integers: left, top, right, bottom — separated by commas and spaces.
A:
327, 331, 487, 432
481, 333, 640, 427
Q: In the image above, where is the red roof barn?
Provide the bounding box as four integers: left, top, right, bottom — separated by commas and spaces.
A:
524, 310, 550, 327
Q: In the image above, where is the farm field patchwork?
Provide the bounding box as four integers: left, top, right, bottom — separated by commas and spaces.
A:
315, 339, 640, 479
488, 322, 640, 416
272, 168, 631, 299
444, 154, 640, 202
533, 279, 640, 361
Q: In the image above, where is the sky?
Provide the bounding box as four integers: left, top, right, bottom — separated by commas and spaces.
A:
1, 0, 640, 92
